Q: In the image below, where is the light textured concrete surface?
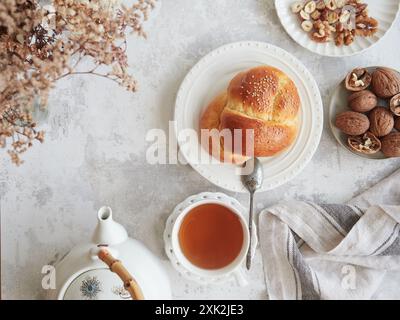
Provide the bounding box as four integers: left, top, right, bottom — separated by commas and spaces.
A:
1, 0, 400, 299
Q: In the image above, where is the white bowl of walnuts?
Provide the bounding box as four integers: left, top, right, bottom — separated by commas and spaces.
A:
330, 66, 400, 159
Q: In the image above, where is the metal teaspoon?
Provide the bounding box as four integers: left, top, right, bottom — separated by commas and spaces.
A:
241, 158, 263, 270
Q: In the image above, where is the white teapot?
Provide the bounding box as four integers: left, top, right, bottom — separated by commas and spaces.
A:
48, 206, 172, 300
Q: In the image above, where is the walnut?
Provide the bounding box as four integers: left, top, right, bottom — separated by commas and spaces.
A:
344, 30, 354, 46
324, 21, 336, 34
311, 31, 329, 42
381, 132, 400, 157
355, 17, 378, 37
311, 20, 331, 42
335, 111, 370, 136
369, 107, 394, 137
390, 93, 400, 116
345, 68, 372, 91
335, 32, 344, 46
336, 22, 345, 33
348, 132, 381, 155
371, 67, 400, 98
319, 9, 329, 22
313, 20, 324, 30
311, 10, 321, 20
327, 11, 339, 24
355, 3, 368, 15
335, 22, 346, 46
395, 117, 400, 131
348, 90, 378, 113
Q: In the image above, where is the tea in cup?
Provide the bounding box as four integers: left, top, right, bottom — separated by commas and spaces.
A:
165, 192, 252, 285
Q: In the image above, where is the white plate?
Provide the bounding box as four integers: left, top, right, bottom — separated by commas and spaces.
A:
275, 0, 400, 57
174, 41, 323, 193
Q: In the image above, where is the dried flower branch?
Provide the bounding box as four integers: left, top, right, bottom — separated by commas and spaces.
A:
0, 0, 155, 165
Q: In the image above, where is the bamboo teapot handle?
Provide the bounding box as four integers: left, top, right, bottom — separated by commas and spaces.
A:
98, 248, 144, 300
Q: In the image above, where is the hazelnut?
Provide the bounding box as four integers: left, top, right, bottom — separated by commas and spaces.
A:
335, 111, 370, 136
345, 68, 372, 91
390, 93, 400, 116
348, 90, 377, 113
381, 132, 400, 157
348, 132, 381, 155
371, 67, 400, 98
369, 107, 394, 137
395, 117, 400, 131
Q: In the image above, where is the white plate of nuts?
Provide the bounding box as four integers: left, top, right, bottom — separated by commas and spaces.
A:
275, 0, 400, 57
330, 66, 400, 159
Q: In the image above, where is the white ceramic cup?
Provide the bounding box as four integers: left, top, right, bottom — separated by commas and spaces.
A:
164, 192, 254, 286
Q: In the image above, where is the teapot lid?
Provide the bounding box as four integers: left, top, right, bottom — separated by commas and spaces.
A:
63, 269, 132, 300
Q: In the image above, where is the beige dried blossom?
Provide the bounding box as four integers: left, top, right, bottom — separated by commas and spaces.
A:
0, 0, 155, 165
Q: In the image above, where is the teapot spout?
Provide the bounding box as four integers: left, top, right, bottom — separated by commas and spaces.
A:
92, 206, 128, 246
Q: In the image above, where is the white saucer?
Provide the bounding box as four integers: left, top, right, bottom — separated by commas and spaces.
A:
164, 192, 257, 285
174, 41, 323, 192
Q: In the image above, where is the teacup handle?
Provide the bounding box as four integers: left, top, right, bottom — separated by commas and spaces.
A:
233, 268, 248, 287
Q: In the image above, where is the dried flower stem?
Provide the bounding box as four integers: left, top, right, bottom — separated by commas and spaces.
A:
0, 0, 156, 165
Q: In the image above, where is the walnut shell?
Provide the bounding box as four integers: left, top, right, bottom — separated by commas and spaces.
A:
381, 132, 400, 157
369, 107, 394, 137
371, 67, 400, 98
390, 93, 400, 116
348, 132, 381, 155
345, 68, 371, 92
395, 117, 400, 131
335, 111, 370, 136
348, 90, 377, 113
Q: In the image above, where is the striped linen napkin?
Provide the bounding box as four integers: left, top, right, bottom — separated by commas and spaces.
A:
259, 170, 400, 300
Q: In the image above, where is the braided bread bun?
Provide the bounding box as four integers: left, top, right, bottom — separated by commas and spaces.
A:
200, 66, 300, 162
